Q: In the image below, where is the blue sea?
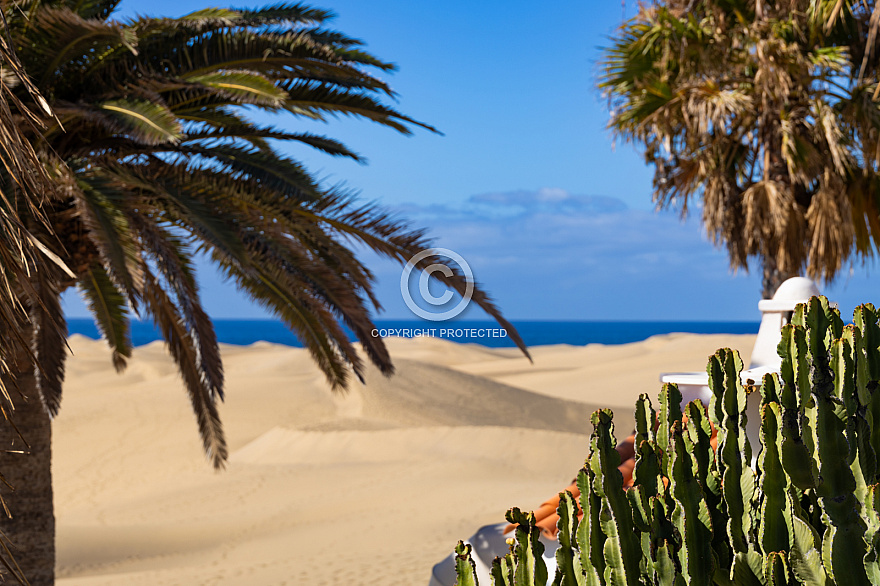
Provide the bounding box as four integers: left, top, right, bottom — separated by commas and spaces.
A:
66, 318, 759, 348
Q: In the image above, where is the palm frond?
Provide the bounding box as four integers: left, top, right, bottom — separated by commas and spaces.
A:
134, 29, 343, 78
157, 3, 331, 30
73, 176, 144, 307
98, 100, 181, 146
231, 3, 333, 26
182, 70, 289, 108
141, 268, 227, 468
65, 0, 124, 20
100, 161, 250, 266
78, 263, 131, 371
130, 215, 223, 399
28, 7, 135, 90
178, 7, 240, 24
183, 127, 362, 160
282, 81, 438, 134
31, 271, 67, 417
213, 252, 355, 390
271, 189, 531, 359
179, 143, 322, 200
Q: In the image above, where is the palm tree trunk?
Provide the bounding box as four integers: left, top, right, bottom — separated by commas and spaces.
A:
0, 367, 55, 585
762, 256, 794, 300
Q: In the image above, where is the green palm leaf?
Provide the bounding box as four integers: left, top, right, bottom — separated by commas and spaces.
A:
99, 100, 182, 145
78, 263, 132, 372
31, 271, 68, 417
231, 3, 333, 26
173, 3, 331, 29
183, 125, 362, 160
179, 143, 322, 200
131, 215, 224, 399
61, 0, 123, 20
216, 252, 356, 389
178, 7, 240, 24
141, 268, 227, 468
282, 81, 438, 134
183, 71, 289, 107
74, 175, 144, 305
29, 7, 135, 89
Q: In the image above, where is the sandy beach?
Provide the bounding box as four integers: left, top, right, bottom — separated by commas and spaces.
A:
52, 332, 754, 585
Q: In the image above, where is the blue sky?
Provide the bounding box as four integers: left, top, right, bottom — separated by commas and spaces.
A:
62, 0, 880, 322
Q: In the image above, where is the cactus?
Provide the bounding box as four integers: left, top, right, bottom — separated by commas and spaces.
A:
552, 491, 587, 586
709, 348, 757, 563
669, 420, 714, 585
453, 296, 880, 586
588, 410, 642, 586
455, 541, 480, 586
506, 508, 548, 586
575, 467, 604, 584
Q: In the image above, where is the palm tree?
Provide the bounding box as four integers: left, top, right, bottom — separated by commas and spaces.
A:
0, 2, 529, 583
0, 12, 66, 584
601, 0, 880, 298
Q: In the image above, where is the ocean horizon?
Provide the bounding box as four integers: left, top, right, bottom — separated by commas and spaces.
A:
66, 318, 760, 349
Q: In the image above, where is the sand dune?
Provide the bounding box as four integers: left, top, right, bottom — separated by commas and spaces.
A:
52, 332, 754, 585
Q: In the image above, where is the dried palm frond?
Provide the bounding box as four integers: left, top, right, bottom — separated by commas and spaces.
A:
602, 0, 880, 296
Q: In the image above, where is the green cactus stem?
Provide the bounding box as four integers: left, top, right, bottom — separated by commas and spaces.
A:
589, 409, 643, 586
454, 541, 479, 586
669, 420, 714, 585
552, 491, 587, 586
576, 466, 605, 584
505, 508, 548, 586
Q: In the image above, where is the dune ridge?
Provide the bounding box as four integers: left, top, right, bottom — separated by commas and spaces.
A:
53, 332, 754, 584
